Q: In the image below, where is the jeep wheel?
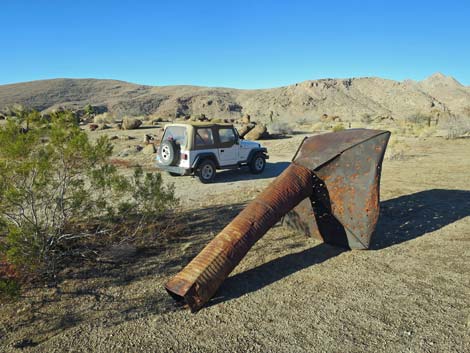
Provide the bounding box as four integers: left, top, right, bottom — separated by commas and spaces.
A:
159, 140, 178, 166
249, 154, 266, 174
197, 160, 216, 183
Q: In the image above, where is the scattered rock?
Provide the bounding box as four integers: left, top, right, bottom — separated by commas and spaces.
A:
196, 114, 209, 122
122, 117, 142, 130
89, 124, 99, 131
13, 338, 38, 349
144, 134, 155, 143
142, 144, 156, 154
135, 145, 144, 152
98, 124, 110, 130
110, 135, 119, 140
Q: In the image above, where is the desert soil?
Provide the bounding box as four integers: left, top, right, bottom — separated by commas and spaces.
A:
1, 125, 469, 353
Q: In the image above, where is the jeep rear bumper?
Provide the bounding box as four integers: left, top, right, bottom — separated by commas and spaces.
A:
156, 163, 191, 176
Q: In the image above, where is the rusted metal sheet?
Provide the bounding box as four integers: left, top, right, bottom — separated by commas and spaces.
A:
286, 129, 390, 249
166, 129, 390, 311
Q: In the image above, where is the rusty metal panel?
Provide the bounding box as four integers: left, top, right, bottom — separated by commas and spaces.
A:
285, 130, 390, 249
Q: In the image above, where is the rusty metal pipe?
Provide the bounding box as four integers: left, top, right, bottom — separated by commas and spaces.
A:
165, 163, 315, 311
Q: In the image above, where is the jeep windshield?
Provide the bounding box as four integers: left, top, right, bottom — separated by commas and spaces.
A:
162, 126, 187, 147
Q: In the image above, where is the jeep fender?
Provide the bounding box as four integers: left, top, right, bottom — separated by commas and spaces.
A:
192, 153, 220, 169
246, 148, 268, 163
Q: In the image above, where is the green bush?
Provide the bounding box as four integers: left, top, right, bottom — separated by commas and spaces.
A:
0, 109, 177, 279
332, 124, 345, 132
0, 278, 20, 300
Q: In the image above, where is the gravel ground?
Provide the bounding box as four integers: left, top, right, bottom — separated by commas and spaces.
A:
1, 132, 469, 353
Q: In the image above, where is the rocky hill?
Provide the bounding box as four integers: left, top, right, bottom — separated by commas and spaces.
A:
0, 73, 469, 122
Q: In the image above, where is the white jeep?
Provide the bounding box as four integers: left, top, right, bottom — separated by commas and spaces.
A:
156, 122, 268, 183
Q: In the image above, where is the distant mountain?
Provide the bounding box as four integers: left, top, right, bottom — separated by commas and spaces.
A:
417, 73, 470, 116
0, 74, 468, 122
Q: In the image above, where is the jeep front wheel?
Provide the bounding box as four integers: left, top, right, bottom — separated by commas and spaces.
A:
197, 159, 216, 183
249, 154, 266, 174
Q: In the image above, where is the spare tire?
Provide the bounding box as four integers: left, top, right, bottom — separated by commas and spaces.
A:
158, 140, 179, 166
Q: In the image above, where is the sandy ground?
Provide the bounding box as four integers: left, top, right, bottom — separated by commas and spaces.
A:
1, 126, 470, 352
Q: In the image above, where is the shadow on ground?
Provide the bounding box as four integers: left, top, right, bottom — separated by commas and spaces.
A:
212, 162, 290, 183
6, 203, 246, 348
210, 189, 470, 305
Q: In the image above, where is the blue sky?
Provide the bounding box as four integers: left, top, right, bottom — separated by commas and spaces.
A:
1, 0, 469, 88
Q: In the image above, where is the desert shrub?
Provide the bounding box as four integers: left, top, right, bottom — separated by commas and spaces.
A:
267, 121, 293, 135
462, 106, 470, 118
406, 113, 432, 126
0, 110, 176, 281
0, 278, 20, 300
93, 112, 116, 124
332, 124, 345, 132
361, 113, 373, 124
442, 116, 470, 139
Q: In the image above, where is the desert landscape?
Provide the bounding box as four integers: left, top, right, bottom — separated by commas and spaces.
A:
0, 72, 469, 352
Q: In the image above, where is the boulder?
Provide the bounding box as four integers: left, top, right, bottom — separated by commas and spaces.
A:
241, 114, 251, 124
122, 117, 142, 130
244, 124, 268, 140
143, 134, 155, 143
238, 123, 255, 138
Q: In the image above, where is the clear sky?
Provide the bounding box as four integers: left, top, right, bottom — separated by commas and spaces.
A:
1, 0, 469, 88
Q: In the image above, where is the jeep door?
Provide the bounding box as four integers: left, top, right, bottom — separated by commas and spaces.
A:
216, 127, 239, 166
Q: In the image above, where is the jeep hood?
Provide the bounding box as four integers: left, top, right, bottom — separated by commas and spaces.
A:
240, 140, 260, 148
